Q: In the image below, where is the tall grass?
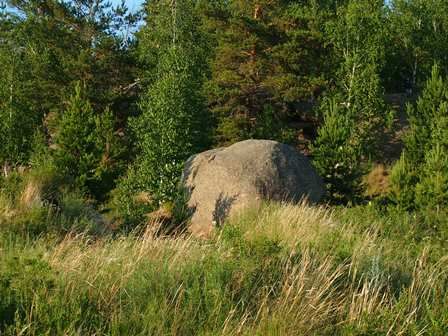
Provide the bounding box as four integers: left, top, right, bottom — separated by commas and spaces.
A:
0, 202, 447, 335
0, 166, 104, 237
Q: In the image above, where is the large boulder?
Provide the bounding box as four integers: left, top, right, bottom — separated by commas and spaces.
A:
181, 140, 325, 238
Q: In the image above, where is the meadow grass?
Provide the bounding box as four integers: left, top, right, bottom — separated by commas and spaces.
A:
0, 201, 447, 335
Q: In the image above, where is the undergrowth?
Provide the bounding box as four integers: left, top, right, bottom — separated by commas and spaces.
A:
0, 201, 447, 335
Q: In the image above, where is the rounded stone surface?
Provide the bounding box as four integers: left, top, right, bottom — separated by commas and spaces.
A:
181, 139, 325, 237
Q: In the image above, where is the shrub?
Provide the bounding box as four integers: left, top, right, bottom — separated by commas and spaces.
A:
389, 154, 417, 209
20, 161, 66, 207
108, 166, 150, 229
0, 162, 103, 236
415, 145, 448, 210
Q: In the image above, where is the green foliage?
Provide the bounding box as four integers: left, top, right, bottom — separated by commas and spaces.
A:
311, 98, 360, 201
205, 0, 333, 145
0, 202, 447, 335
386, 0, 448, 91
0, 0, 139, 167
91, 106, 127, 199
0, 33, 40, 165
391, 65, 448, 210
53, 84, 100, 188
1, 0, 448, 333
389, 154, 417, 209
138, 0, 208, 80
0, 162, 102, 237
109, 166, 147, 226
331, 0, 388, 145
132, 48, 209, 202
312, 0, 388, 203
114, 0, 211, 226
52, 83, 125, 199
415, 145, 448, 210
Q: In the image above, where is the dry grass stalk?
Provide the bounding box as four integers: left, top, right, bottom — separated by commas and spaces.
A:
233, 200, 336, 248
0, 194, 16, 220
20, 180, 42, 208
363, 164, 391, 197
34, 202, 446, 335
348, 277, 390, 324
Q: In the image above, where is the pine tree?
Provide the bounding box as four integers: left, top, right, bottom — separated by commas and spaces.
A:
53, 83, 100, 189
311, 0, 388, 202
391, 65, 448, 210
52, 83, 125, 198
92, 106, 127, 199
415, 144, 448, 210
311, 98, 359, 201
404, 65, 448, 165
205, 0, 333, 145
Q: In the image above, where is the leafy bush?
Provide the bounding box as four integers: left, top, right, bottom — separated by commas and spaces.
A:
109, 166, 150, 228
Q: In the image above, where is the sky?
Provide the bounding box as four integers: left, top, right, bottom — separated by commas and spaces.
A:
111, 0, 145, 12
4, 0, 145, 14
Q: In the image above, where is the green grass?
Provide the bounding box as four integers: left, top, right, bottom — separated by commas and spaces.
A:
0, 200, 447, 335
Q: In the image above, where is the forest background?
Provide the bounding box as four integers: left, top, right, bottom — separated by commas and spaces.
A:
0, 0, 447, 334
